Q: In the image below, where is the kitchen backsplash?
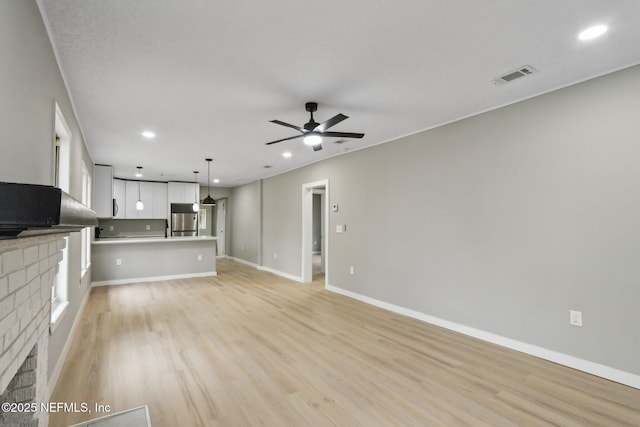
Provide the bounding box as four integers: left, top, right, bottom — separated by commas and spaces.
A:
97, 218, 167, 238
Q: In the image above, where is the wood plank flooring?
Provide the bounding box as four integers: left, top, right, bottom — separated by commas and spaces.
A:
50, 259, 640, 426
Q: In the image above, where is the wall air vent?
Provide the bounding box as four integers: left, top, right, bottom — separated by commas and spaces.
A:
493, 65, 537, 85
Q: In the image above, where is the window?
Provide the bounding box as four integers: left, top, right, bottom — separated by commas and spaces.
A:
80, 162, 92, 276
51, 103, 71, 330
51, 236, 69, 330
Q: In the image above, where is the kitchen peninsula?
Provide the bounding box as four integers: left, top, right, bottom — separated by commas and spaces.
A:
91, 236, 217, 285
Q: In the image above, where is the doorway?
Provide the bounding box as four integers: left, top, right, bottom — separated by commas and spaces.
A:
216, 198, 227, 256
312, 190, 326, 277
302, 179, 329, 286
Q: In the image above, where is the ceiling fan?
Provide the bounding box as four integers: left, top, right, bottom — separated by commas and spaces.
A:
266, 102, 364, 151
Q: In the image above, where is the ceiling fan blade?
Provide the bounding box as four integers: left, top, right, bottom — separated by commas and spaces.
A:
270, 119, 306, 133
315, 114, 348, 132
320, 131, 365, 139
312, 144, 323, 152
265, 134, 304, 145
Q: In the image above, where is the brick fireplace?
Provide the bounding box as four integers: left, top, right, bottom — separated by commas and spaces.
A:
0, 234, 67, 427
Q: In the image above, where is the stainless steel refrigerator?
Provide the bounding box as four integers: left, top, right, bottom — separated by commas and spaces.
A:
171, 212, 198, 237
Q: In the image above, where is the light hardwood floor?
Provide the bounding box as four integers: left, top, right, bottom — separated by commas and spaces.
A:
50, 259, 640, 426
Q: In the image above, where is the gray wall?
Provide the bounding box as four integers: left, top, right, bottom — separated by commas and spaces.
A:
0, 0, 95, 383
230, 181, 261, 264
235, 64, 640, 376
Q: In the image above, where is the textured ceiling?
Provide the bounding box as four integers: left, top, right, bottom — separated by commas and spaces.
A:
39, 0, 640, 186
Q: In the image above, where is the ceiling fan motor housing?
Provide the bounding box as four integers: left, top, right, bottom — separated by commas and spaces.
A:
304, 102, 318, 130
266, 102, 364, 149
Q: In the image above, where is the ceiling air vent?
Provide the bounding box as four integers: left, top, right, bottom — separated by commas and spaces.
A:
493, 65, 536, 85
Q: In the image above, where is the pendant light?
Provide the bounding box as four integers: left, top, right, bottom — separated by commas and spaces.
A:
202, 158, 216, 206
192, 171, 200, 212
135, 166, 144, 211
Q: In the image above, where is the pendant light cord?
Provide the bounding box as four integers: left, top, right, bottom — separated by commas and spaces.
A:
207, 159, 211, 197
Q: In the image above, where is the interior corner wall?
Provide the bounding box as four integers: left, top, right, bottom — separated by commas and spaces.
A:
0, 0, 94, 387
230, 181, 262, 264
254, 64, 640, 376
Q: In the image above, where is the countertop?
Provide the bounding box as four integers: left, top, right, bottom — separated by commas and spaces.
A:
93, 236, 218, 245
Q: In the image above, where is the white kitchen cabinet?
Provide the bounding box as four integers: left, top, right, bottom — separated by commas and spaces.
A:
152, 182, 168, 219
168, 182, 186, 203
168, 182, 199, 204
125, 180, 154, 218
187, 182, 200, 205
113, 179, 126, 218
93, 165, 113, 218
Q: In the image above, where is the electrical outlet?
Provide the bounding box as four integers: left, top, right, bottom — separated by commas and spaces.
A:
197, 254, 203, 261
116, 258, 122, 266
109, 226, 114, 231
146, 224, 151, 231
569, 310, 583, 327
349, 266, 355, 275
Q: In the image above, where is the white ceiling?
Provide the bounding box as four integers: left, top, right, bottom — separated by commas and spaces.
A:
39, 0, 640, 187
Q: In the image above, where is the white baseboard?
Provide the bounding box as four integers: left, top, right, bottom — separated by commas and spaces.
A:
326, 284, 640, 390
226, 257, 304, 283
257, 265, 303, 283
49, 287, 90, 398
226, 256, 260, 268
91, 271, 217, 286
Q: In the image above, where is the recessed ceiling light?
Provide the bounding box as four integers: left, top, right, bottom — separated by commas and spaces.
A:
282, 151, 292, 158
578, 24, 608, 41
213, 179, 220, 184
141, 130, 156, 139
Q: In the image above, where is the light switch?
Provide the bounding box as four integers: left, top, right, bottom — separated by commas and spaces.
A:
336, 224, 346, 233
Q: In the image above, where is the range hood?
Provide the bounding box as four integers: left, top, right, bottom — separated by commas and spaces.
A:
0, 182, 97, 239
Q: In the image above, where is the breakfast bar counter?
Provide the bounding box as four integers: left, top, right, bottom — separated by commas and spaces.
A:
91, 236, 217, 285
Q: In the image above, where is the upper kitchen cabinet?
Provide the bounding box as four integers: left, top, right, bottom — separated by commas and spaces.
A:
122, 180, 167, 219
152, 182, 168, 219
125, 180, 154, 219
93, 165, 113, 218
100, 177, 168, 219
113, 179, 126, 218
168, 182, 200, 205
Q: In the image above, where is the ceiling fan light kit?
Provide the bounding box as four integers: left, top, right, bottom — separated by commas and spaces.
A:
266, 102, 364, 152
303, 133, 322, 146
